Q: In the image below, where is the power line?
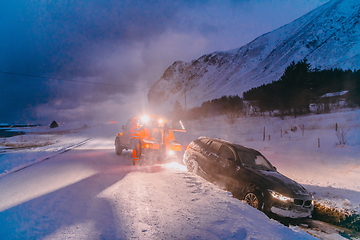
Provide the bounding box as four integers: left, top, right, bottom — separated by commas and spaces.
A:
0, 70, 142, 88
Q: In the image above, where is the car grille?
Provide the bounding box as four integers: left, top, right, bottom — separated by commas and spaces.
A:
304, 200, 312, 207
294, 199, 312, 207
294, 199, 303, 205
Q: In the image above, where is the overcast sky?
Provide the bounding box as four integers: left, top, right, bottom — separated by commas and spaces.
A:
0, 0, 330, 124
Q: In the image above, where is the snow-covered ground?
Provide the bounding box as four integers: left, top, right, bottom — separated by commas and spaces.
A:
0, 123, 317, 239
0, 109, 359, 239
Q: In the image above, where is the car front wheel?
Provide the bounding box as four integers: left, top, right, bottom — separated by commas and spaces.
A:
244, 191, 263, 210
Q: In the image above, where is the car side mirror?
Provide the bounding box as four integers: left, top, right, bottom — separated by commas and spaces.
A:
274, 166, 277, 171
122, 125, 125, 130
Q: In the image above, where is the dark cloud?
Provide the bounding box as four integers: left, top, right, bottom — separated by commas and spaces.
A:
1, 0, 186, 123
0, 0, 329, 124
2, 1, 184, 75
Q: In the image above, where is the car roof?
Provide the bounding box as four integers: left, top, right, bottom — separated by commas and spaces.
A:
197, 136, 260, 154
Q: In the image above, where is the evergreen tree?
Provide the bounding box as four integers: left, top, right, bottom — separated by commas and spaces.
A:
346, 70, 360, 105
279, 59, 313, 114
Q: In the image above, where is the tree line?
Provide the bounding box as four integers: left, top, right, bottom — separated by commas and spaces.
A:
171, 59, 360, 120
243, 59, 360, 114
171, 95, 243, 121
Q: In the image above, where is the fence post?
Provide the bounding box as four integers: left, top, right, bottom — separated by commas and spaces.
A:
318, 138, 320, 148
281, 129, 282, 138
302, 124, 304, 136
335, 123, 338, 131
263, 127, 265, 141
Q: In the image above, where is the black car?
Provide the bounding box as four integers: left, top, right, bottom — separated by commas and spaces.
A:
183, 136, 314, 218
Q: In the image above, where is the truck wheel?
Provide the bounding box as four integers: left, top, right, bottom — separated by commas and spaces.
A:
115, 139, 122, 155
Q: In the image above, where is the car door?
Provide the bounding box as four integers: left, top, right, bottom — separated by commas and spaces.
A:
192, 138, 211, 174
235, 150, 262, 197
189, 139, 219, 180
201, 140, 222, 178
216, 145, 241, 192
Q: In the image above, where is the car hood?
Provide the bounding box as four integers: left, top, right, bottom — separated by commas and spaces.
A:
248, 168, 310, 197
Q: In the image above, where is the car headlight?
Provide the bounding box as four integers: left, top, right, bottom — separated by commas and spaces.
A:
269, 190, 294, 202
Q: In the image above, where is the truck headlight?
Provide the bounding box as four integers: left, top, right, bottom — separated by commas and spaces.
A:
269, 190, 294, 202
141, 115, 149, 123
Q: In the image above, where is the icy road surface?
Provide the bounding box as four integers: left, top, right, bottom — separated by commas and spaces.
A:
0, 134, 315, 239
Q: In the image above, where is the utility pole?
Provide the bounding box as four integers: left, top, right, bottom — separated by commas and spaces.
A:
185, 89, 187, 112
184, 88, 187, 129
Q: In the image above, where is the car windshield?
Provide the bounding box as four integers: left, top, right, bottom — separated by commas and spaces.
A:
237, 150, 274, 171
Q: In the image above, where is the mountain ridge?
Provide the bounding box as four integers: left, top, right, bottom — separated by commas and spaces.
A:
148, 0, 360, 110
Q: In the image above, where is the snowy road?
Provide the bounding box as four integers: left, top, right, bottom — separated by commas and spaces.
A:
0, 135, 315, 239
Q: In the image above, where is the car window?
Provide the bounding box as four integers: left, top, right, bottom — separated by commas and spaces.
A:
193, 139, 206, 151
237, 150, 274, 171
219, 145, 235, 161
199, 138, 209, 145
209, 141, 222, 154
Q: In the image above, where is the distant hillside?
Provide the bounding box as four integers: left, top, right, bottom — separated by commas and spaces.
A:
148, 0, 360, 110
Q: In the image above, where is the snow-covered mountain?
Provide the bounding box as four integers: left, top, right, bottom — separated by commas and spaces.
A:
148, 0, 360, 110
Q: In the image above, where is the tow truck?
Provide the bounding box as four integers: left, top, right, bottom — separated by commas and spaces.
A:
115, 115, 186, 165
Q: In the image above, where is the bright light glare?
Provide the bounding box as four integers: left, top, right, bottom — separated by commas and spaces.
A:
159, 119, 163, 124
141, 115, 149, 123
168, 150, 175, 156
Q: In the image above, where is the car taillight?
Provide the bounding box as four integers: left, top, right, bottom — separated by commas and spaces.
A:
144, 143, 151, 148
186, 145, 191, 150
